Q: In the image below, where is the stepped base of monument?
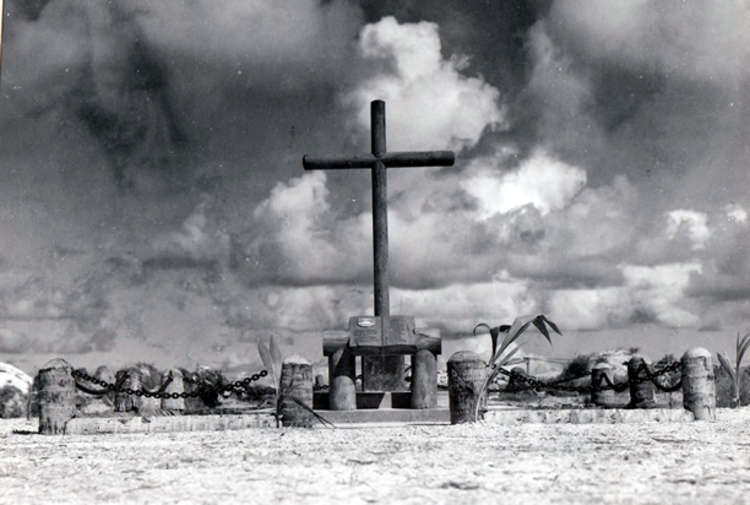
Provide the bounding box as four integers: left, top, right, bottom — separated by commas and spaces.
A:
58, 406, 695, 434
314, 407, 450, 425
313, 391, 421, 409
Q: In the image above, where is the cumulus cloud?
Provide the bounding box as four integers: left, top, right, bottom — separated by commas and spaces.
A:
244, 172, 370, 285
665, 210, 711, 251
150, 195, 231, 269
462, 150, 587, 218
549, 0, 750, 83
0, 329, 31, 354
549, 262, 703, 330
343, 16, 503, 151
726, 204, 748, 224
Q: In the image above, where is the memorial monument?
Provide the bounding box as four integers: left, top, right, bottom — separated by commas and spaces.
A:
303, 100, 455, 410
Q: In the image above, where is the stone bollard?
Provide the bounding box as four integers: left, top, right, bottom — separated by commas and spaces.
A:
95, 366, 116, 407
682, 347, 716, 421
279, 355, 314, 427
328, 346, 356, 410
38, 358, 76, 434
447, 351, 485, 424
115, 368, 140, 412
137, 370, 162, 415
74, 365, 116, 416
627, 355, 655, 408
161, 368, 186, 412
411, 349, 437, 409
591, 362, 617, 408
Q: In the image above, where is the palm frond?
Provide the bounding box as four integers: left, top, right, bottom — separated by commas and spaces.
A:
258, 341, 277, 389
474, 322, 501, 362
532, 317, 552, 345
472, 323, 491, 337
496, 315, 535, 359
540, 314, 563, 336
270, 335, 282, 373
289, 396, 335, 428
495, 314, 558, 363
737, 332, 750, 369
487, 345, 523, 385
717, 351, 736, 383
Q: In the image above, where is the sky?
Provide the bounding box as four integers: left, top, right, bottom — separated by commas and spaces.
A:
0, 0, 748, 376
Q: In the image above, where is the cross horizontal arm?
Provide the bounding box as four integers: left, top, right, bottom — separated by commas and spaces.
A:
303, 151, 455, 170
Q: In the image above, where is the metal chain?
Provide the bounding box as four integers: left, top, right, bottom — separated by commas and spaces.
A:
493, 360, 682, 395
72, 368, 268, 399
633, 360, 683, 393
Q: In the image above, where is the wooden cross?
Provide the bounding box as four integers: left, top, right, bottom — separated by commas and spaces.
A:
303, 100, 455, 324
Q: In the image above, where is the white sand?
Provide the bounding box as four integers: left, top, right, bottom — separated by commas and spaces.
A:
2, 409, 750, 505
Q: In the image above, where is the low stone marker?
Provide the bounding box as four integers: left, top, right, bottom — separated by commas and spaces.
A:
628, 355, 656, 408
681, 347, 716, 421
279, 355, 314, 427
38, 358, 76, 434
161, 368, 185, 412
77, 365, 116, 415
115, 369, 139, 412
447, 351, 485, 424
95, 366, 116, 406
590, 362, 617, 407
411, 348, 437, 409
328, 346, 356, 411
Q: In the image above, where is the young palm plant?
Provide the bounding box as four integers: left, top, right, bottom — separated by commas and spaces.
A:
717, 331, 750, 408
257, 335, 283, 426
472, 314, 562, 421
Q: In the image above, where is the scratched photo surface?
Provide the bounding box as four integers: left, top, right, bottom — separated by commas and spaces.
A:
0, 1, 749, 504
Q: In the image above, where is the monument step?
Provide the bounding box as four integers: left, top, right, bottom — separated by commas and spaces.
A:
314, 391, 413, 409
313, 408, 449, 425
314, 390, 451, 409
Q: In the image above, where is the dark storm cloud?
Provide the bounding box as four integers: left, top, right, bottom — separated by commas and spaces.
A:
1, 0, 366, 200
1, 0, 749, 368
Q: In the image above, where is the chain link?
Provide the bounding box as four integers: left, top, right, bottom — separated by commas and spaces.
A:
631, 360, 683, 393
72, 368, 268, 400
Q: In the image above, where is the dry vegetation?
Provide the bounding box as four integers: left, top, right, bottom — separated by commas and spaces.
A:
3, 410, 750, 505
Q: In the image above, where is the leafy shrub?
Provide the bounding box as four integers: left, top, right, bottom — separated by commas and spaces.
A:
180, 367, 229, 410
0, 385, 26, 418
556, 354, 591, 383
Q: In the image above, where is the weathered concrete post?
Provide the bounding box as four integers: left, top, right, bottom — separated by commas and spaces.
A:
115, 368, 141, 412
591, 362, 617, 407
411, 349, 437, 409
328, 346, 356, 410
448, 351, 485, 424
627, 355, 655, 408
682, 347, 716, 421
280, 355, 314, 427
94, 366, 116, 407
161, 368, 185, 412
137, 370, 162, 415
38, 358, 76, 434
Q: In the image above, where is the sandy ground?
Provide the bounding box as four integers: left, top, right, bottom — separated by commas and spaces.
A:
2, 410, 750, 505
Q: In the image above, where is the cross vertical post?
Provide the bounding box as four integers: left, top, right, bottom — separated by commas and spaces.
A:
370, 100, 389, 321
